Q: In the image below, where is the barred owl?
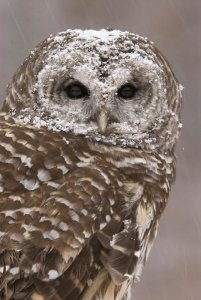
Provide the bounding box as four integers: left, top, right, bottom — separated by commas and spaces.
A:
0, 29, 182, 300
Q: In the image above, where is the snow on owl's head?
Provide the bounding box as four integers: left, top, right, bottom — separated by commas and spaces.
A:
3, 29, 182, 151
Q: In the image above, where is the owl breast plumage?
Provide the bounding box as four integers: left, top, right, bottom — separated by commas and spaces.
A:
0, 29, 182, 300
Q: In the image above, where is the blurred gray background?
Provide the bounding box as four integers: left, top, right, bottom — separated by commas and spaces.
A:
0, 0, 200, 299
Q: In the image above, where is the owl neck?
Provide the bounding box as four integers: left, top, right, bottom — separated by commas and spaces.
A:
86, 139, 176, 184
82, 139, 176, 218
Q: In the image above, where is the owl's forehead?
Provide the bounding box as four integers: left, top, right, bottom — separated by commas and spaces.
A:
42, 29, 161, 84
47, 31, 157, 67
50, 29, 151, 51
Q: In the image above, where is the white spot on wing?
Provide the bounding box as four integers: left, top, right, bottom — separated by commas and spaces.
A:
22, 224, 38, 232
81, 209, 88, 216
47, 181, 60, 189
5, 210, 17, 218
32, 263, 41, 273
48, 270, 60, 280
58, 222, 68, 231
0, 265, 10, 273
9, 267, 20, 275
20, 178, 40, 191
105, 215, 111, 222
43, 229, 60, 240
57, 164, 68, 174
15, 154, 33, 167
83, 230, 91, 238
76, 236, 85, 244
10, 233, 23, 242
55, 197, 74, 208
69, 210, 80, 222
38, 169, 52, 181
8, 195, 24, 203
100, 222, 107, 230
134, 250, 141, 258
1, 143, 15, 154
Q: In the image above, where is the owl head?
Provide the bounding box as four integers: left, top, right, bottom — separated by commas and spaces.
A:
3, 29, 182, 151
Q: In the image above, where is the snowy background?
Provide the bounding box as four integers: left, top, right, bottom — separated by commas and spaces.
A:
0, 1, 200, 299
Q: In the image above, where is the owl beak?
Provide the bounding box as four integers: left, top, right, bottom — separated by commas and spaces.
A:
97, 109, 109, 133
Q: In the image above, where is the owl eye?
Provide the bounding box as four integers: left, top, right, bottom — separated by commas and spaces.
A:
118, 83, 138, 99
65, 82, 89, 99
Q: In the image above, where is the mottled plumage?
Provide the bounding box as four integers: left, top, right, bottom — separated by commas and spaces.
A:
0, 29, 182, 300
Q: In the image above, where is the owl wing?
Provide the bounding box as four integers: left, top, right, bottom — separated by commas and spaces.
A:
0, 113, 160, 300
0, 114, 89, 297
0, 114, 125, 299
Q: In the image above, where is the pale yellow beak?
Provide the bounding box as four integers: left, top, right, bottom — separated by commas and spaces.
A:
97, 109, 109, 133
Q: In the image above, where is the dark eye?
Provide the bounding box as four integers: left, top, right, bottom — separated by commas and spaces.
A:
65, 82, 89, 99
118, 83, 138, 99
